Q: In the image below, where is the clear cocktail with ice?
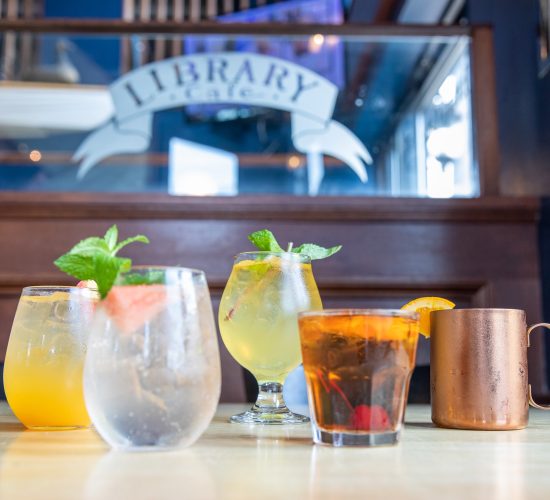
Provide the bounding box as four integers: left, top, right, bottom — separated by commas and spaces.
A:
84, 267, 221, 451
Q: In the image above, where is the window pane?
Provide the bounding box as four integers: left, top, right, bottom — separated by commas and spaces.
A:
0, 29, 478, 197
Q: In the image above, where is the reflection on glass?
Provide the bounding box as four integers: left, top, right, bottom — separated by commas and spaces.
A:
168, 138, 238, 195
389, 40, 475, 198
85, 450, 215, 498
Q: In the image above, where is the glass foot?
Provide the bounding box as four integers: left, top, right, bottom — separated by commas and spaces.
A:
230, 407, 309, 425
313, 427, 400, 447
26, 425, 89, 431
230, 381, 309, 425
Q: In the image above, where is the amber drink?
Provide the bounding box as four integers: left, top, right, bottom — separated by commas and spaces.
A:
299, 310, 419, 446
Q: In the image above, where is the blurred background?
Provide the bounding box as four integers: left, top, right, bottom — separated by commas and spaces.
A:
0, 0, 549, 404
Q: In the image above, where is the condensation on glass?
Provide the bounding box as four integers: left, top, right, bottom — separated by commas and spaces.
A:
0, 29, 478, 198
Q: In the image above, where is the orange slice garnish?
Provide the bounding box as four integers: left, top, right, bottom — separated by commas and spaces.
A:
401, 297, 455, 338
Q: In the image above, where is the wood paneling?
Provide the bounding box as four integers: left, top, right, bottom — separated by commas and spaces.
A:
471, 26, 501, 196
0, 193, 538, 221
0, 19, 474, 36
0, 195, 544, 401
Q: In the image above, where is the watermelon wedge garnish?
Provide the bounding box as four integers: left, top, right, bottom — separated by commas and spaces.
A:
77, 280, 98, 290
104, 285, 168, 334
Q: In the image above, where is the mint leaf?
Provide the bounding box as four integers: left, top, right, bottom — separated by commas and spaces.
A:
246, 229, 342, 261
293, 243, 342, 260
248, 229, 283, 252
104, 225, 118, 251
70, 237, 110, 256
93, 253, 124, 299
54, 226, 150, 299
240, 260, 273, 281
120, 270, 166, 286
118, 257, 132, 273
54, 254, 97, 280
113, 235, 149, 255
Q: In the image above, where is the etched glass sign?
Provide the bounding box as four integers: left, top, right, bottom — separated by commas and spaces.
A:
0, 30, 477, 197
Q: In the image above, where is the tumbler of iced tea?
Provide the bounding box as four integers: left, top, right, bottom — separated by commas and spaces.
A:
298, 309, 419, 447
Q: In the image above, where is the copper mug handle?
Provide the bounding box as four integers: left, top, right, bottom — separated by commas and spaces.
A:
527, 323, 550, 410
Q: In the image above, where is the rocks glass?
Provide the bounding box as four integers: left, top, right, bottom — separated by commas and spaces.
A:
299, 309, 419, 446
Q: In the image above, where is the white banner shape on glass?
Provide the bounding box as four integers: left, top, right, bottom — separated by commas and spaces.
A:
74, 52, 371, 185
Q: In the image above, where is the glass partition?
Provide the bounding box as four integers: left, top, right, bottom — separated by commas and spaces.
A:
0, 25, 478, 197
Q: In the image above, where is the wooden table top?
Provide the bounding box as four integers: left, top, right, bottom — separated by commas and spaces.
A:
1, 402, 550, 499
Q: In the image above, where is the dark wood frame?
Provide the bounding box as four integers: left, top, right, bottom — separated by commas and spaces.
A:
0, 19, 477, 35
0, 20, 501, 195
0, 192, 538, 222
471, 27, 500, 195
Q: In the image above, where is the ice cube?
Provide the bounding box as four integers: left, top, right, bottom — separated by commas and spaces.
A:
47, 333, 81, 358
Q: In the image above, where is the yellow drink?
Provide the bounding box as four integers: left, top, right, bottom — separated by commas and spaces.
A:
219, 254, 322, 384
4, 288, 95, 429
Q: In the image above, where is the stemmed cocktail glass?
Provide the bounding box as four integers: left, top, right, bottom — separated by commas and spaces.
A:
218, 251, 322, 424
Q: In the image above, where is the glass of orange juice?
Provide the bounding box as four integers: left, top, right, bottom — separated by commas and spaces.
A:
299, 309, 419, 446
3, 286, 98, 430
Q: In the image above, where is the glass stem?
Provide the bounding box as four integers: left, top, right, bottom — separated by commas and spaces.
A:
254, 382, 288, 412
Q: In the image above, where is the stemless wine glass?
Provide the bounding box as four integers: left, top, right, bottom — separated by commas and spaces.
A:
3, 286, 98, 429
218, 251, 322, 424
84, 266, 221, 451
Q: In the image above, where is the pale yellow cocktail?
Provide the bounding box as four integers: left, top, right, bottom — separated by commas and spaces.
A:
219, 252, 322, 424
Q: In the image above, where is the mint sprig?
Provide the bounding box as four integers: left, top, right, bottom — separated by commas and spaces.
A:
248, 229, 341, 260
54, 225, 149, 299
291, 243, 342, 260
120, 270, 166, 286
247, 229, 284, 252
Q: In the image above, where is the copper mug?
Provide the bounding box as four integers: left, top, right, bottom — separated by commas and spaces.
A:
431, 308, 550, 430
